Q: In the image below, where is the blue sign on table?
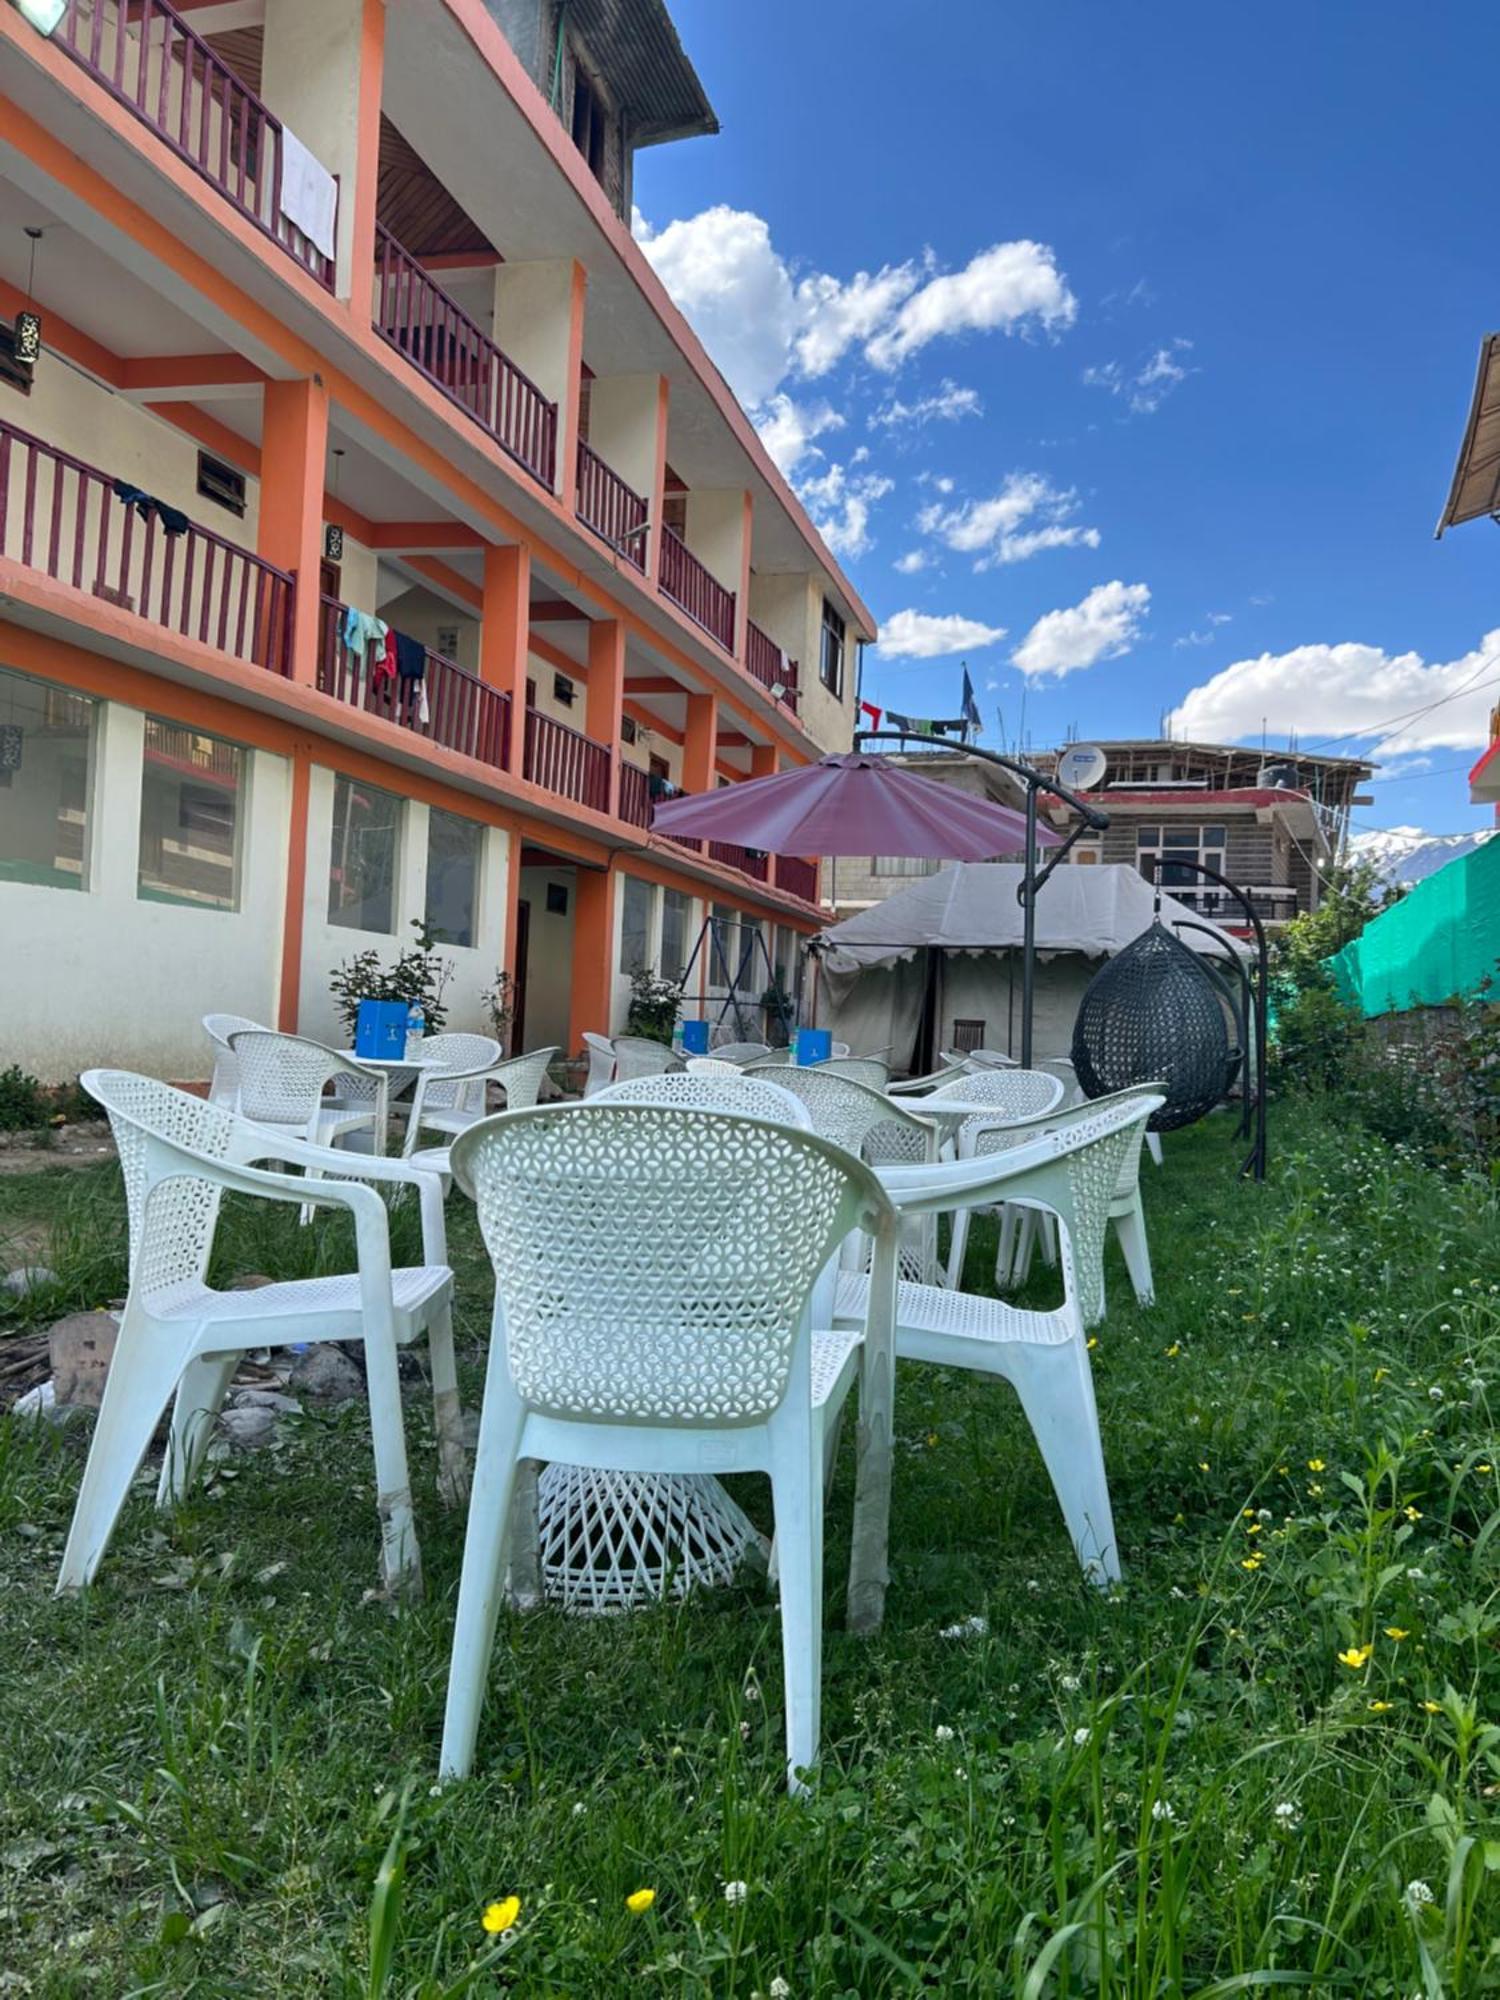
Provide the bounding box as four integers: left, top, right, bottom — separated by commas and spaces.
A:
679, 1019, 710, 1055
794, 1027, 832, 1066
355, 1000, 410, 1059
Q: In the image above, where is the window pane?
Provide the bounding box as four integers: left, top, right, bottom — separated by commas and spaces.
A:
619, 874, 651, 973
1203, 825, 1227, 846
820, 599, 845, 695
1162, 827, 1197, 847
328, 774, 400, 933
1136, 826, 1158, 846
137, 719, 244, 909
710, 902, 737, 986
659, 888, 689, 982
0, 666, 95, 891
424, 809, 482, 947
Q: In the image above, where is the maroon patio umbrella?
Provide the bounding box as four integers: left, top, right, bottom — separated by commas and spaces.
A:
650, 751, 1057, 858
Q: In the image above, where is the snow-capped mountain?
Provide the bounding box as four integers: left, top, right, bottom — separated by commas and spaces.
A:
1349, 825, 1497, 887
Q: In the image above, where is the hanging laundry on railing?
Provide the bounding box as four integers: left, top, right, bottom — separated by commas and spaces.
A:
111, 482, 190, 536
859, 699, 883, 730
278, 128, 338, 264
341, 607, 387, 658
394, 632, 430, 726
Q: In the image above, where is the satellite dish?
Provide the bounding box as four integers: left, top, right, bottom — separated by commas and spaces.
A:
1058, 743, 1108, 793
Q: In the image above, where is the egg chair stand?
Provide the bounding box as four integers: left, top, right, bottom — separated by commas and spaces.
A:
674, 912, 796, 1046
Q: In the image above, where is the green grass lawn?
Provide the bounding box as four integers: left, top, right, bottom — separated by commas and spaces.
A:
1, 1101, 1498, 1996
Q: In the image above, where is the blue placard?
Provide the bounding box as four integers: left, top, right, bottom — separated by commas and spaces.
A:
680, 1019, 710, 1055
355, 999, 410, 1059
794, 1027, 832, 1066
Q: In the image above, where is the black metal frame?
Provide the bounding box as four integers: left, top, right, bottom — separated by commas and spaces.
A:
674, 914, 795, 1048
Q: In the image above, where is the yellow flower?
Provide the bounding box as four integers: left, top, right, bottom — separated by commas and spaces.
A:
626, 1889, 656, 1915
926, 1432, 939, 1447
1277, 1464, 1289, 1475
1197, 1461, 1210, 1472
1246, 1522, 1263, 1536
1368, 1700, 1393, 1714
1477, 1463, 1493, 1475
1087, 1335, 1098, 1350
1165, 1343, 1181, 1357
1373, 1367, 1389, 1384
1308, 1482, 1324, 1496
1404, 1506, 1422, 1523
1337, 1644, 1373, 1670
1241, 1555, 1262, 1570
482, 1897, 521, 1935
1384, 1627, 1410, 1641
1421, 1700, 1443, 1714
1307, 1458, 1326, 1473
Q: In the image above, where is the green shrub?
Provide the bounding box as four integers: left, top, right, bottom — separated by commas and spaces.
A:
623, 965, 680, 1044
0, 1064, 47, 1132
329, 920, 455, 1038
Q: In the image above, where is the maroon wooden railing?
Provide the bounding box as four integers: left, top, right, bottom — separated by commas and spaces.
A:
745, 618, 799, 712
708, 841, 770, 882
776, 856, 820, 903
317, 598, 511, 767
576, 440, 648, 569
618, 760, 652, 829
0, 416, 294, 673
523, 707, 611, 813
659, 527, 736, 652
56, 0, 336, 288
374, 225, 557, 489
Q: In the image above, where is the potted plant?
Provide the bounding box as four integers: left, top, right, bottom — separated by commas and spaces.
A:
329, 920, 455, 1040
625, 966, 681, 1046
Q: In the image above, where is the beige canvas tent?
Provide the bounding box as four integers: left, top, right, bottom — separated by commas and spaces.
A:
815, 862, 1245, 1070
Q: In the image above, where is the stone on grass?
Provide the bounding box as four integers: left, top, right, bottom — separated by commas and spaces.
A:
289, 1343, 365, 1404
228, 1387, 302, 1416
48, 1312, 119, 1409
217, 1405, 279, 1450
3, 1266, 57, 1300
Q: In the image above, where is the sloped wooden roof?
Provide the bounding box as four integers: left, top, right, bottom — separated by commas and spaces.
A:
1437, 333, 1500, 535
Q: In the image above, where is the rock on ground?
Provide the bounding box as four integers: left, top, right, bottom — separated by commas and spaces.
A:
48, 1312, 119, 1410
289, 1343, 366, 1403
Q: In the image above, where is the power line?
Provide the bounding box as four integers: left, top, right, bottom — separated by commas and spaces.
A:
1297, 647, 1500, 755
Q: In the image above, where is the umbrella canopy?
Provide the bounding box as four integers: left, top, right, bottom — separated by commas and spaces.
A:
650, 751, 1057, 859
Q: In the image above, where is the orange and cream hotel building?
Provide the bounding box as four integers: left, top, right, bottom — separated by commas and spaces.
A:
0, 0, 872, 1079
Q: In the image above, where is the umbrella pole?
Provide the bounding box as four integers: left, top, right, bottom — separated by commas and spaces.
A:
1021, 783, 1038, 1067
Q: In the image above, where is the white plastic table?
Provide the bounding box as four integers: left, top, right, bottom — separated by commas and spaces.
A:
334, 1052, 437, 1153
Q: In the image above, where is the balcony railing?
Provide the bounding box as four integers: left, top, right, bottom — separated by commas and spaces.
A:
1162, 881, 1301, 925
776, 856, 820, 903
56, 0, 336, 288
618, 760, 652, 829
0, 416, 294, 673
576, 440, 648, 569
523, 707, 611, 814
374, 225, 557, 489
317, 598, 511, 768
745, 618, 799, 712
659, 527, 736, 652
708, 841, 769, 883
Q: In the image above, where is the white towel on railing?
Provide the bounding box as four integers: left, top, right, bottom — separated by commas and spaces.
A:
278, 126, 338, 263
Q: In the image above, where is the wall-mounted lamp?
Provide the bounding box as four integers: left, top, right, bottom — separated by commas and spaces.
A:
15, 228, 44, 365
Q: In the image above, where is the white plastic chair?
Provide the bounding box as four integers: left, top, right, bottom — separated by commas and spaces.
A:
887, 1052, 973, 1096
582, 1032, 616, 1097
229, 1029, 390, 1153
439, 1103, 899, 1794
62, 1072, 461, 1600
202, 1012, 267, 1110
596, 1069, 813, 1128
924, 1067, 1066, 1126
610, 1035, 681, 1082
818, 1056, 891, 1090
706, 1040, 772, 1065
1034, 1057, 1085, 1108
836, 1091, 1162, 1586
402, 1042, 558, 1156
962, 1048, 1019, 1069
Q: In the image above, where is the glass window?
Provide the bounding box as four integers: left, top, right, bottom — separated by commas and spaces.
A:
137, 719, 245, 909
820, 599, 846, 696
738, 916, 763, 983
659, 888, 690, 982
328, 773, 401, 933
619, 874, 652, 974
0, 665, 96, 891
424, 809, 482, 947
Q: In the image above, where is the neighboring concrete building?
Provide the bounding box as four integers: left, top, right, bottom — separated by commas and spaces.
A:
1435, 335, 1500, 813
829, 742, 1373, 933
0, 0, 869, 1079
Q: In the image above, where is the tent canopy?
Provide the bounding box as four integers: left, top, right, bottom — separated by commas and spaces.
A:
819, 862, 1250, 970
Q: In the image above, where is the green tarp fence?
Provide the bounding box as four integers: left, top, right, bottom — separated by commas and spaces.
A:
1328, 834, 1500, 1017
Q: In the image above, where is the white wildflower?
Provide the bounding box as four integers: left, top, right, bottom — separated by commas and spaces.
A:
769, 1979, 792, 2000
1060, 1674, 1082, 1693
1073, 1727, 1091, 1747
1273, 1801, 1300, 1828
723, 1880, 747, 1906
1151, 1800, 1177, 1823
940, 1615, 988, 1640
934, 1724, 955, 1743
1405, 1879, 1435, 1907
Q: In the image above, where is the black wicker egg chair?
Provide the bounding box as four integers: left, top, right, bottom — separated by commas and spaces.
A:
1071, 921, 1232, 1132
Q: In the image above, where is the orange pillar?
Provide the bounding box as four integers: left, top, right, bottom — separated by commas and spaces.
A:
750, 742, 777, 779
569, 865, 616, 1051
561, 259, 589, 515
347, 0, 386, 325
259, 377, 329, 688
481, 542, 531, 779
586, 618, 625, 817
683, 691, 718, 796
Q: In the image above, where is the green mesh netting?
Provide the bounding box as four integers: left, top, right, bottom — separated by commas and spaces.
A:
1328, 836, 1500, 1017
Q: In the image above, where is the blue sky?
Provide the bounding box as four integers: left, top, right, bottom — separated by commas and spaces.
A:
633, 0, 1500, 838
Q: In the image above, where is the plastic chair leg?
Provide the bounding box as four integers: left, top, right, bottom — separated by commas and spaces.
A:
425, 1298, 469, 1507
1146, 1132, 1163, 1167
440, 1387, 528, 1779
156, 1350, 240, 1507
57, 1326, 190, 1592
1005, 1337, 1120, 1587
363, 1325, 422, 1600
769, 1442, 823, 1797
1113, 1200, 1155, 1306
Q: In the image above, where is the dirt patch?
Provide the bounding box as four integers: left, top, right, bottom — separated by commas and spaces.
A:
0, 1125, 116, 1176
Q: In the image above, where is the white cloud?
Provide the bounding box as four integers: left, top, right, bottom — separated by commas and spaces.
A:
893, 550, 929, 574
633, 205, 796, 405
1174, 629, 1215, 650
866, 241, 1076, 369
1085, 337, 1194, 415
869, 381, 984, 430
754, 393, 845, 477
876, 609, 1009, 659
793, 263, 924, 377
1013, 580, 1151, 680
797, 459, 894, 559
1168, 632, 1500, 759
916, 472, 1100, 571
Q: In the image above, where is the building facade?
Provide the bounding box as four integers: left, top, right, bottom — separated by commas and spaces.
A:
0, 0, 871, 1080
828, 741, 1373, 933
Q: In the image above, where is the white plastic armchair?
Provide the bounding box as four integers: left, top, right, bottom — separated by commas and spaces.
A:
887, 1052, 974, 1096
439, 1104, 899, 1795
925, 1067, 1066, 1127
835, 1090, 1163, 1586
819, 1057, 890, 1090
582, 1032, 616, 1097
62, 1072, 461, 1601
706, 1040, 772, 1065
402, 1040, 561, 1156
610, 1035, 681, 1082
202, 1012, 267, 1110
229, 1029, 390, 1154
596, 1068, 813, 1128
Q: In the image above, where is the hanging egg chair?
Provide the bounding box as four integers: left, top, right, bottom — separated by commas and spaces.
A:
1071, 920, 1232, 1132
